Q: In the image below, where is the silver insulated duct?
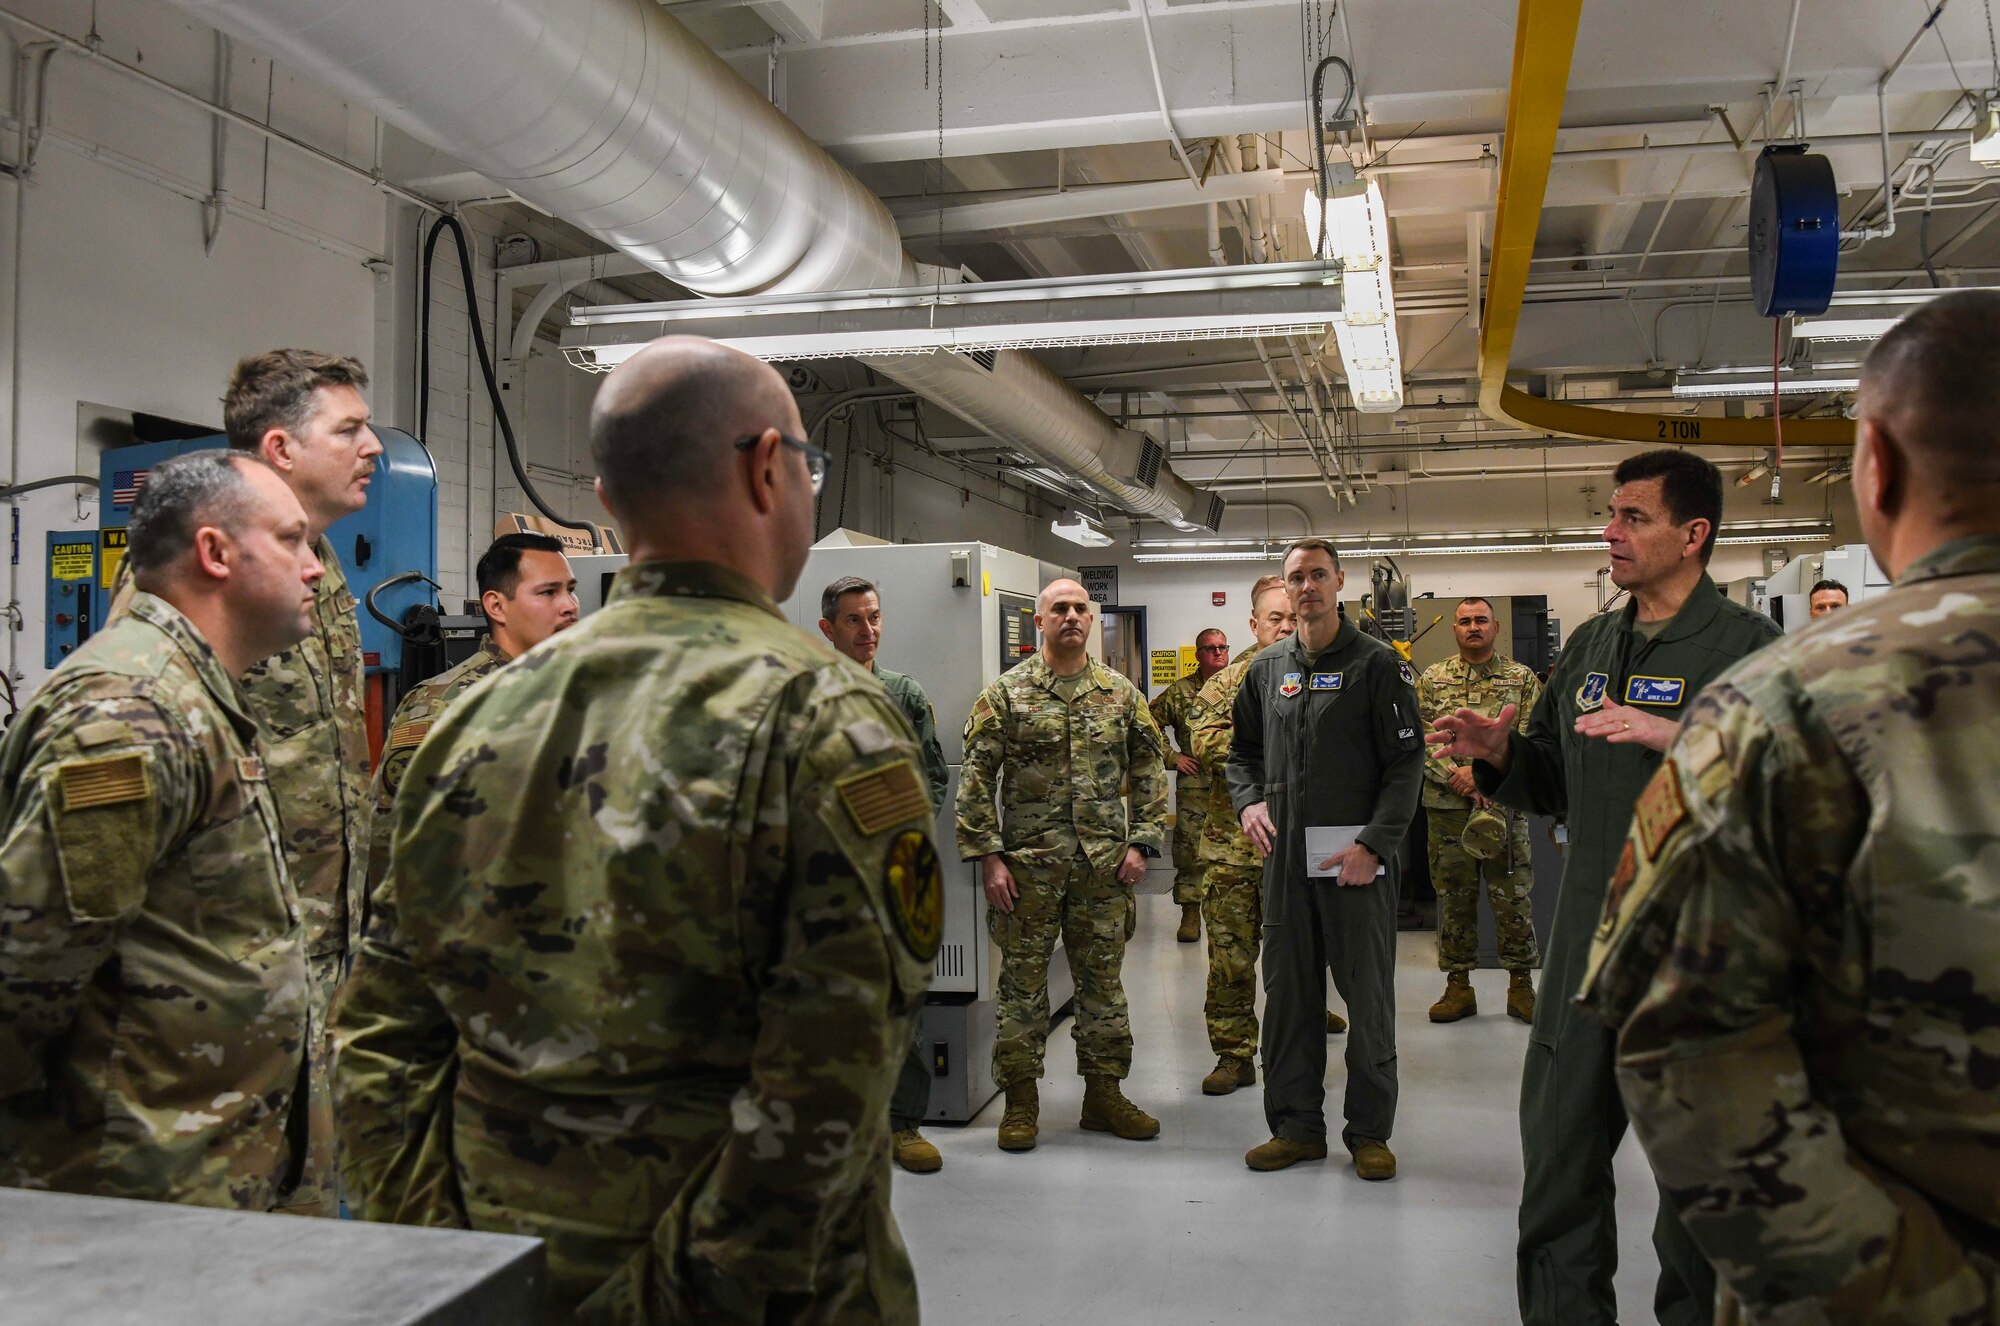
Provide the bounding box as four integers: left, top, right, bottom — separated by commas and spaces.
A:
167, 0, 1203, 523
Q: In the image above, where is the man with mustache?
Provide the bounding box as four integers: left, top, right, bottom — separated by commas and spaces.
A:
958, 578, 1169, 1153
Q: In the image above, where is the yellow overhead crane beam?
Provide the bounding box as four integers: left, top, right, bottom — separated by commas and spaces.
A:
1477, 0, 1855, 448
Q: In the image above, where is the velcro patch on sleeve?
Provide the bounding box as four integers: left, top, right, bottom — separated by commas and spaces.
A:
884, 829, 944, 962
837, 760, 930, 835
1597, 840, 1638, 941
73, 720, 134, 749
58, 752, 152, 811
844, 717, 897, 757
386, 720, 432, 753
1632, 759, 1689, 862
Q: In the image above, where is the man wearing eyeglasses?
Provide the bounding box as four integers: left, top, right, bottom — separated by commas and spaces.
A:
1150, 628, 1231, 943
335, 337, 935, 1322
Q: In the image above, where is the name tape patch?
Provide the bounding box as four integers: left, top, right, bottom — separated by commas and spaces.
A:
837, 760, 930, 835
1624, 675, 1686, 707
1309, 672, 1344, 691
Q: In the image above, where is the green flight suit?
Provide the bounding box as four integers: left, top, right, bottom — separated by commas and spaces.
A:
1227, 624, 1424, 1151
1477, 573, 1778, 1326
874, 663, 947, 1134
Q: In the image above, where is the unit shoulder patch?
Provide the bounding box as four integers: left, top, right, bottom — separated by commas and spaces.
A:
58, 752, 152, 811
1576, 671, 1610, 712
883, 829, 944, 962
1278, 672, 1303, 698
1632, 759, 1689, 861
1598, 839, 1638, 940
1398, 661, 1416, 686
837, 759, 930, 835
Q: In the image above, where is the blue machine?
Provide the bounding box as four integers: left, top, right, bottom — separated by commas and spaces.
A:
45, 531, 98, 668
90, 427, 437, 675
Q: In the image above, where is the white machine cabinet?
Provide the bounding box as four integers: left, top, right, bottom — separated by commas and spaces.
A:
1765, 543, 1888, 630
781, 531, 1087, 1122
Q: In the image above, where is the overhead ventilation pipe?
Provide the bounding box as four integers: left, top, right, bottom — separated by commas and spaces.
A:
166, 0, 1204, 524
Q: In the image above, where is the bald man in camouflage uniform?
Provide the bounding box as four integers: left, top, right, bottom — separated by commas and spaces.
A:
1150, 628, 1228, 943
0, 452, 324, 1209
337, 338, 936, 1322
958, 578, 1169, 1153
1581, 291, 2000, 1325
1416, 597, 1543, 1024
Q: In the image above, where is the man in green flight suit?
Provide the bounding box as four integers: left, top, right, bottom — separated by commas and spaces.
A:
1416, 596, 1543, 1024
1429, 449, 1780, 1326
1582, 292, 2000, 1325
335, 336, 939, 1322
366, 531, 578, 891
1150, 627, 1229, 943
1229, 540, 1425, 1180
818, 574, 950, 1176
957, 578, 1169, 1154
0, 451, 325, 1209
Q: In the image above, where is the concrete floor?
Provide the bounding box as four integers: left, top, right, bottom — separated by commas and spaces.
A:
894, 888, 1664, 1325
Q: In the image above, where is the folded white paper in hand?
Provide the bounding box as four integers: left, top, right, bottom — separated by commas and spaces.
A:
1305, 825, 1387, 879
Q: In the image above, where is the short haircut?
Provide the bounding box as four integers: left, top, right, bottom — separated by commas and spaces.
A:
476, 532, 567, 600
1281, 537, 1341, 569
1456, 596, 1495, 615
590, 342, 781, 515
1249, 573, 1285, 607
1611, 449, 1724, 563
126, 451, 263, 582
821, 575, 877, 623
1195, 627, 1228, 647
1860, 290, 2000, 486
1810, 579, 1849, 600
223, 350, 369, 452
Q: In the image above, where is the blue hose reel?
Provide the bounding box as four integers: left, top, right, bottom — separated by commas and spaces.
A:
1749, 145, 1839, 318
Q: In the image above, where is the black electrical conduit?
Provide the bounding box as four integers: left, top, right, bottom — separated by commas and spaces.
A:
0, 474, 97, 499
418, 213, 595, 534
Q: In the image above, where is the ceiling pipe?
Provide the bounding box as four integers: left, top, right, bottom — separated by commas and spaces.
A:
164, 0, 1206, 525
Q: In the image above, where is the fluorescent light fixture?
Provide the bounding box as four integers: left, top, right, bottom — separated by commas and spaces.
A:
1973, 105, 2000, 169
1305, 179, 1404, 413
1130, 519, 1833, 561
1792, 317, 1899, 344
1805, 465, 1852, 485
1672, 371, 1860, 399
1050, 509, 1113, 548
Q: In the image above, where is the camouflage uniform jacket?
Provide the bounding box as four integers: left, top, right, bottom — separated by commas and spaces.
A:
334, 560, 939, 1323
1579, 534, 2000, 1323
1416, 654, 1541, 810
873, 664, 948, 813
242, 536, 371, 961
1149, 671, 1212, 796
365, 637, 509, 893
956, 653, 1168, 871
0, 593, 313, 1209
1189, 645, 1262, 868
111, 535, 371, 960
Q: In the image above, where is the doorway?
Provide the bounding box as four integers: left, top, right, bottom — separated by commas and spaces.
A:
1099, 605, 1148, 693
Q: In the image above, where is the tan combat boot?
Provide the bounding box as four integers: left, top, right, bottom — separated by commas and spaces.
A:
1326, 1009, 1347, 1035
997, 1081, 1039, 1153
1507, 970, 1536, 1023
1200, 1055, 1256, 1096
1353, 1139, 1397, 1181
893, 1129, 942, 1173
1176, 902, 1201, 943
1245, 1136, 1329, 1171
1079, 1075, 1160, 1140
1429, 972, 1477, 1023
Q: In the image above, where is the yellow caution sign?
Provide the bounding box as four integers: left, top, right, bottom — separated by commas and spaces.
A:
50, 541, 94, 581
99, 529, 128, 590
1149, 649, 1181, 686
